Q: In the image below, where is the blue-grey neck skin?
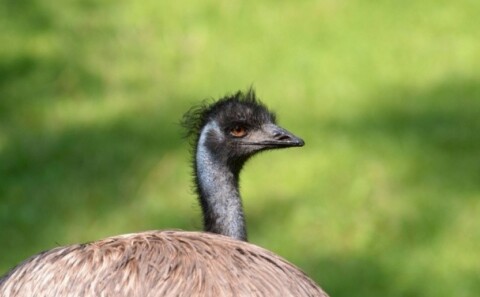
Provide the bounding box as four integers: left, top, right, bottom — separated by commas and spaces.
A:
195, 121, 247, 241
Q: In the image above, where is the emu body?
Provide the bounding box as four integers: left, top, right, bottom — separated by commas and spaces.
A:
0, 90, 328, 297
0, 231, 326, 296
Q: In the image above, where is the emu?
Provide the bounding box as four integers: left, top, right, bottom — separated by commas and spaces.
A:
0, 90, 328, 297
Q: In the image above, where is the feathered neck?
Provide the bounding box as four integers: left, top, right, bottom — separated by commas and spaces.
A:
194, 121, 247, 240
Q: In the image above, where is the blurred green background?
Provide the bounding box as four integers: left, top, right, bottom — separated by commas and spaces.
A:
1, 0, 479, 296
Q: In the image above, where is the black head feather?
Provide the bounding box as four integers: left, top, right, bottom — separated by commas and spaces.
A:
181, 88, 276, 145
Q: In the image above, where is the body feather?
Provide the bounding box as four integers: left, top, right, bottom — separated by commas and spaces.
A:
0, 231, 327, 297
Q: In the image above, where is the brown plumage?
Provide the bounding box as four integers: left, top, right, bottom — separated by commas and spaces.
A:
0, 90, 329, 296
1, 231, 327, 296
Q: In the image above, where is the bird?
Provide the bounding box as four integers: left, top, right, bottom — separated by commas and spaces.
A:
0, 89, 328, 297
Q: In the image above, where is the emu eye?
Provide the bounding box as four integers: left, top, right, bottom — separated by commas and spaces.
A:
230, 126, 247, 138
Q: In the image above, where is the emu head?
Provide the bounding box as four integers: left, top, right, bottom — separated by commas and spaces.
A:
182, 89, 304, 172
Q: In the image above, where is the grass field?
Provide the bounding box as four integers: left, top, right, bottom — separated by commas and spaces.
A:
1, 0, 479, 296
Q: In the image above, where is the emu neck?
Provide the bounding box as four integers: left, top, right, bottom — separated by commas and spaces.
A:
195, 122, 247, 241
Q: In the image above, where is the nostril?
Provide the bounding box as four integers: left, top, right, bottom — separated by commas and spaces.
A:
276, 134, 291, 141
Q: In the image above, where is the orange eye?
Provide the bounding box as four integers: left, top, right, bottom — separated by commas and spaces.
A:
230, 126, 247, 138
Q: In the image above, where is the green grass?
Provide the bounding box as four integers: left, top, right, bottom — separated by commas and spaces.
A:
1, 0, 479, 296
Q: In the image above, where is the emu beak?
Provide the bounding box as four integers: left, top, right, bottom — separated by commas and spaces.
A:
245, 124, 305, 148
